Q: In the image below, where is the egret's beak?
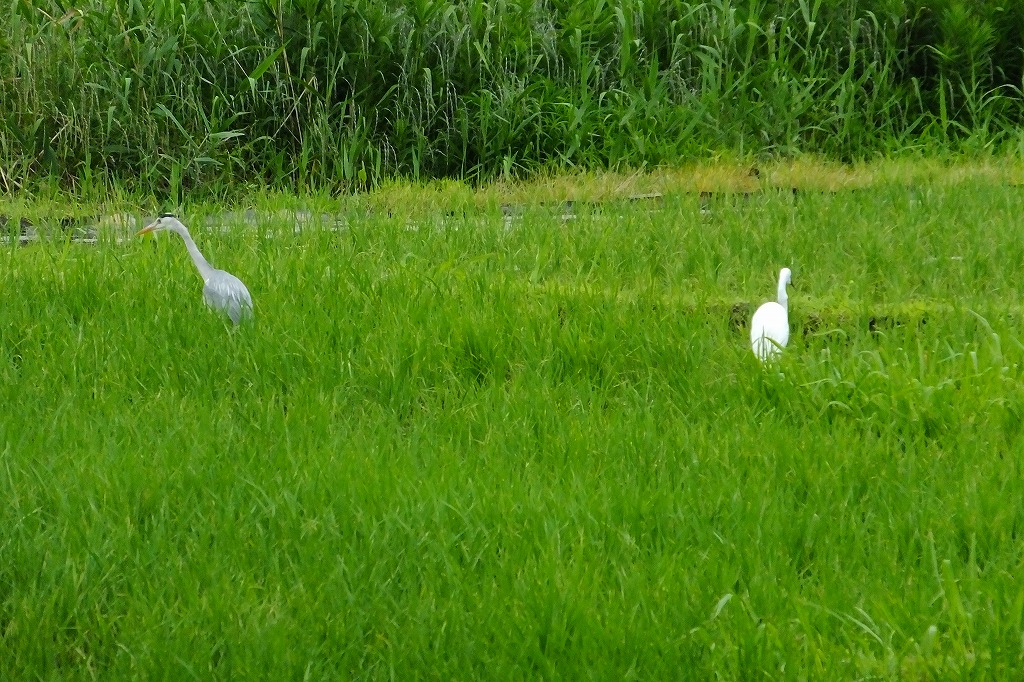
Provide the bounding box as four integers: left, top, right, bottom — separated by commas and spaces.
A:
137, 224, 156, 236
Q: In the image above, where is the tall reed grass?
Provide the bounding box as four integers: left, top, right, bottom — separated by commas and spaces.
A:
2, 1, 1023, 194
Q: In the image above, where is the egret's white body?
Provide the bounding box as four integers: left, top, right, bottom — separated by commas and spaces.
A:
751, 267, 792, 362
138, 215, 253, 324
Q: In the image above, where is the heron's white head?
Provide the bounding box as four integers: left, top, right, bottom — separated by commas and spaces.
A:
138, 213, 185, 236
780, 267, 792, 286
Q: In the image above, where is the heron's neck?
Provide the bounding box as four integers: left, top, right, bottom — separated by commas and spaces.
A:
776, 277, 789, 311
171, 224, 215, 282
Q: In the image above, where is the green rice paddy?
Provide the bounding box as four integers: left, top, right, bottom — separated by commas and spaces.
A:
2, 165, 1024, 678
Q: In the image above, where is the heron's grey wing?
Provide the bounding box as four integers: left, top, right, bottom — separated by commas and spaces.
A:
203, 271, 253, 324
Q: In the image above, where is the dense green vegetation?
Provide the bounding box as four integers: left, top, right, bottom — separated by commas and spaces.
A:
3, 172, 1024, 677
3, 1, 1024, 195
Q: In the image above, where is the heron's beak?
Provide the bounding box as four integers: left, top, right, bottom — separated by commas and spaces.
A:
137, 224, 156, 236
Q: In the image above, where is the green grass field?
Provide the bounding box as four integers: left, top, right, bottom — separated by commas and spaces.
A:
3, 163, 1024, 678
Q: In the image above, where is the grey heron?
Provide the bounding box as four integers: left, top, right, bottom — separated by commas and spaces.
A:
138, 214, 253, 325
750, 267, 792, 362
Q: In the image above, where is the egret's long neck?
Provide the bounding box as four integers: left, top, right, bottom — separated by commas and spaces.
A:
776, 276, 789, 311
171, 224, 215, 282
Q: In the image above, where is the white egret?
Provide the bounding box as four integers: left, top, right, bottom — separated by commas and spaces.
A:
138, 214, 253, 324
750, 267, 792, 362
